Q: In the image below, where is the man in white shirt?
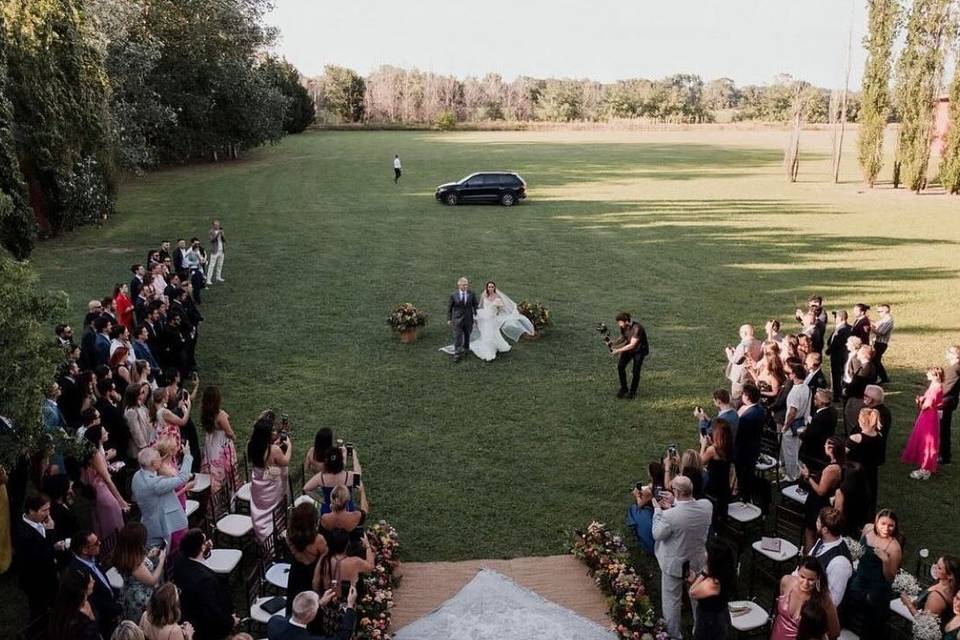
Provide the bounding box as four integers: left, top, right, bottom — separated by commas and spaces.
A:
781, 362, 811, 481
652, 475, 713, 640
393, 154, 402, 183
804, 507, 853, 606
872, 304, 895, 384
207, 219, 225, 284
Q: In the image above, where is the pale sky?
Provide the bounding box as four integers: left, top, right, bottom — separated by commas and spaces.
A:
265, 0, 869, 88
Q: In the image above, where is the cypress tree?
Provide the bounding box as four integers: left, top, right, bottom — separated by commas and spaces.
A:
892, 0, 952, 192
940, 57, 960, 194
858, 0, 901, 187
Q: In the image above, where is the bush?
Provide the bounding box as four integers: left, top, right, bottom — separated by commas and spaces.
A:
435, 110, 457, 131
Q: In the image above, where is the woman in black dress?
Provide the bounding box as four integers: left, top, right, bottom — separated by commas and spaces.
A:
47, 568, 100, 640
846, 408, 884, 513
799, 436, 845, 552
285, 502, 327, 617
689, 537, 737, 640
701, 419, 733, 528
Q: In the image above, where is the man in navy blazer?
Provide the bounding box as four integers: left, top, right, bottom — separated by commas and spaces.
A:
267, 588, 357, 640
131, 444, 193, 547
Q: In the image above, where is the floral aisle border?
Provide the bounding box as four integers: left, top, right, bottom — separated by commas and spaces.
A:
572, 521, 667, 640
356, 520, 401, 640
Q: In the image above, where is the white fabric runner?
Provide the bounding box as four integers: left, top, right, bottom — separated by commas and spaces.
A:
394, 568, 615, 640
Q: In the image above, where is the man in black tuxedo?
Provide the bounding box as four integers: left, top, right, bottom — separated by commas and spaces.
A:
267, 589, 357, 640
174, 529, 238, 640
941, 345, 960, 465
825, 310, 852, 402
130, 263, 145, 301
734, 384, 766, 505
447, 277, 478, 363
799, 389, 836, 474
611, 311, 650, 399
13, 494, 60, 625
70, 530, 121, 638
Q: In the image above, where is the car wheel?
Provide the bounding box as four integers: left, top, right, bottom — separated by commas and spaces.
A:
445, 193, 457, 206
500, 192, 515, 206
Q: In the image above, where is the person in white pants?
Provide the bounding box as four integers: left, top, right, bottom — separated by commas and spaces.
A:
207, 219, 225, 284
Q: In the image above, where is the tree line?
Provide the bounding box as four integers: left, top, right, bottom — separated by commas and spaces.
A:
307, 65, 861, 129
858, 0, 960, 192
0, 0, 315, 260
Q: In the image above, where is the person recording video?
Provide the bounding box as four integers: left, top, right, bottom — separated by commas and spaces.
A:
610, 312, 650, 400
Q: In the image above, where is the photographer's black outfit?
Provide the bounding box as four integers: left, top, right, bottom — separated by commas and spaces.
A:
617, 321, 649, 398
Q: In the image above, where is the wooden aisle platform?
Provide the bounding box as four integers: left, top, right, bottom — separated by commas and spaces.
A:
390, 554, 612, 631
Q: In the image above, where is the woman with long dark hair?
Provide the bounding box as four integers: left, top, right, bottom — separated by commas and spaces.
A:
841, 509, 904, 639
800, 436, 845, 552
689, 538, 737, 639
248, 412, 292, 543
305, 427, 334, 475
114, 522, 165, 623
285, 502, 328, 617
701, 419, 733, 526
200, 386, 236, 493
81, 423, 129, 540
310, 527, 375, 635
770, 557, 839, 640
47, 568, 99, 640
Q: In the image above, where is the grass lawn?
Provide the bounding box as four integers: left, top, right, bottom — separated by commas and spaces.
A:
26, 127, 960, 568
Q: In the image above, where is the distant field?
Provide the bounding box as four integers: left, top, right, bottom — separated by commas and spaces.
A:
27, 126, 960, 565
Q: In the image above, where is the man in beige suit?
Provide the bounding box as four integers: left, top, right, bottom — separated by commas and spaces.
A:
652, 475, 713, 640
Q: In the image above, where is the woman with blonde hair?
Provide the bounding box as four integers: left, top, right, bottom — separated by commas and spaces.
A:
846, 408, 883, 510
151, 386, 189, 456
663, 448, 705, 499
124, 382, 155, 458
140, 583, 194, 640
320, 485, 365, 533
156, 436, 192, 555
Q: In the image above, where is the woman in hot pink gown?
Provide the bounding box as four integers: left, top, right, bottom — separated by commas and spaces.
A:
901, 367, 944, 480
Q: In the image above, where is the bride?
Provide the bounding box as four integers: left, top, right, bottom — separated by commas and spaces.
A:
441, 281, 535, 361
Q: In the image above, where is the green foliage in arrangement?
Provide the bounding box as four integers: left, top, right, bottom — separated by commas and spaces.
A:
0, 256, 67, 470
0, 13, 34, 259
939, 57, 960, 195
893, 0, 953, 192
858, 0, 901, 187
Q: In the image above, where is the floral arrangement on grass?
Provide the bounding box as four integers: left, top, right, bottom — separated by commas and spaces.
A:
517, 300, 550, 332
356, 520, 400, 640
572, 521, 667, 640
387, 303, 428, 332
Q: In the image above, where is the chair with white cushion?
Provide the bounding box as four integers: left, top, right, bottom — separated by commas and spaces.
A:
723, 500, 764, 554
728, 599, 770, 638
243, 562, 285, 634
749, 502, 803, 593
211, 481, 253, 548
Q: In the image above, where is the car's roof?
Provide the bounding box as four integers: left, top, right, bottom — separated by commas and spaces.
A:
465, 171, 521, 177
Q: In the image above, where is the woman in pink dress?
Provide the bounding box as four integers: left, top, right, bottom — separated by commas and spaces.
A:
769, 557, 838, 640
149, 387, 189, 457
80, 423, 131, 540
901, 366, 944, 480
156, 437, 193, 556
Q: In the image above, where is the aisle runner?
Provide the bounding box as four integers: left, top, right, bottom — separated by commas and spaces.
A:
394, 565, 615, 640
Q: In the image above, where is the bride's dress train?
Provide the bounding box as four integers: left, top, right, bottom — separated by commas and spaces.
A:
441, 290, 535, 361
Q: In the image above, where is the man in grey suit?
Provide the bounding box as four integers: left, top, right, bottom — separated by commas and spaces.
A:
652, 475, 713, 640
132, 444, 194, 547
446, 277, 478, 363
725, 324, 762, 405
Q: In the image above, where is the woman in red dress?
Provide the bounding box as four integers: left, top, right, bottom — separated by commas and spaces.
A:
113, 283, 135, 333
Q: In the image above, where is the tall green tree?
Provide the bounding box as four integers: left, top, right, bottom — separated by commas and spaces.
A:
893, 0, 953, 191
0, 256, 67, 469
319, 65, 366, 123
939, 57, 960, 194
858, 0, 901, 187
0, 12, 34, 259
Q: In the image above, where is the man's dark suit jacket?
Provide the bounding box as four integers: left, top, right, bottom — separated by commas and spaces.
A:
806, 369, 828, 396
69, 555, 120, 638
850, 318, 871, 344
57, 374, 82, 428
96, 396, 129, 460
13, 519, 59, 603
174, 555, 235, 640
844, 361, 877, 401
943, 363, 960, 411
130, 276, 143, 302
734, 404, 766, 465
133, 339, 159, 371
267, 609, 357, 640
447, 290, 478, 327
826, 324, 852, 364
799, 406, 837, 472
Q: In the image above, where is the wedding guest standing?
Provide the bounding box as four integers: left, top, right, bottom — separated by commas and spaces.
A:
114, 522, 166, 623
841, 509, 903, 640
901, 366, 944, 480
770, 558, 839, 640
140, 583, 194, 640
47, 569, 100, 640
688, 538, 737, 640
871, 305, 894, 384
70, 530, 122, 637
897, 555, 959, 626
941, 345, 960, 465
285, 503, 328, 618
200, 386, 236, 493
206, 219, 226, 285
393, 154, 402, 183
248, 413, 292, 543
611, 311, 650, 400
131, 445, 193, 549
846, 408, 883, 510
80, 423, 130, 540
725, 325, 762, 404
14, 494, 59, 624
807, 507, 854, 607
850, 304, 871, 344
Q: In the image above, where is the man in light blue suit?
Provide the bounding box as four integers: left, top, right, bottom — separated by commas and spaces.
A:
132, 443, 194, 547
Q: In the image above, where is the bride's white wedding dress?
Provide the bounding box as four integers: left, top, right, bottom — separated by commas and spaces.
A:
441, 290, 535, 361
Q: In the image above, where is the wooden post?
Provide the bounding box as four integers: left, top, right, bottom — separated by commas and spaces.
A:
833, 0, 855, 183
785, 85, 802, 182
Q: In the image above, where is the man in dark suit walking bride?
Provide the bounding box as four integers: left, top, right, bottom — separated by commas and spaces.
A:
447, 277, 478, 363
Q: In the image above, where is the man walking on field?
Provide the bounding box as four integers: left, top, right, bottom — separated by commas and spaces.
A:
393, 154, 402, 183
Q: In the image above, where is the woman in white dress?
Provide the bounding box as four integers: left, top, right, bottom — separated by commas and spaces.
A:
442, 281, 535, 361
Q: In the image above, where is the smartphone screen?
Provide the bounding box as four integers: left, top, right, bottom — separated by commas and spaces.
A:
340, 580, 350, 600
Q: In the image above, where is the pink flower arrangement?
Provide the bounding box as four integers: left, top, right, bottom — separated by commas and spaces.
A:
572, 522, 667, 640
355, 521, 400, 640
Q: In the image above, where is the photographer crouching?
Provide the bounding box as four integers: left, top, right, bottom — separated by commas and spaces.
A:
610, 312, 650, 399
